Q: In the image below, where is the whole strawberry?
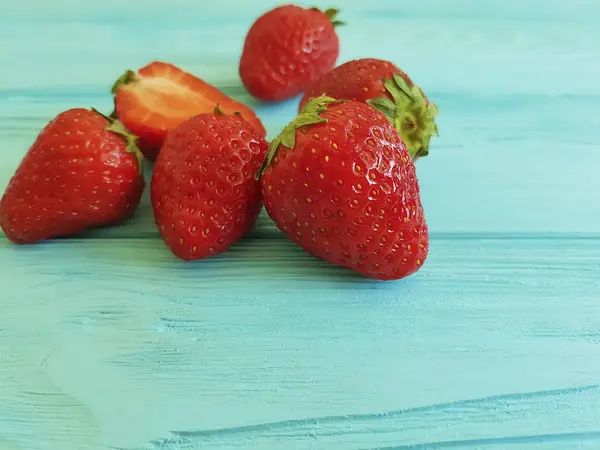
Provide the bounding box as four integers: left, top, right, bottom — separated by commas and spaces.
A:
239, 5, 342, 103
258, 96, 429, 281
299, 58, 439, 160
0, 108, 144, 244
151, 109, 268, 260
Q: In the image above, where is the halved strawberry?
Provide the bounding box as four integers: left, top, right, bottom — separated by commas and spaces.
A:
111, 61, 267, 161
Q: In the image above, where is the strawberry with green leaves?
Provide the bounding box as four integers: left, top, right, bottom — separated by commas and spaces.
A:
258, 96, 429, 281
239, 5, 342, 102
0, 108, 144, 244
151, 108, 268, 260
299, 58, 439, 160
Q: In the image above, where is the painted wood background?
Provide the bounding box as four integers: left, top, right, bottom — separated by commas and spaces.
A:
1, 0, 599, 449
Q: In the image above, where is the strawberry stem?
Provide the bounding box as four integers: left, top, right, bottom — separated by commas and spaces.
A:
312, 7, 345, 27
255, 96, 342, 180
91, 107, 112, 122
91, 107, 144, 175
107, 121, 144, 174
213, 104, 243, 119
110, 69, 138, 94
367, 74, 439, 161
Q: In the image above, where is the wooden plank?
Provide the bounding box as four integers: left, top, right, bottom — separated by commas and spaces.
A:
1, 235, 599, 449
1, 0, 600, 449
1, 0, 599, 235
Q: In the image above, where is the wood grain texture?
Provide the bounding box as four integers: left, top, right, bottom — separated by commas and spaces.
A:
1, 0, 600, 449
2, 233, 600, 449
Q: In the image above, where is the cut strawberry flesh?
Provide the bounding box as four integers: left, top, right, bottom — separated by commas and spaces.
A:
114, 62, 266, 161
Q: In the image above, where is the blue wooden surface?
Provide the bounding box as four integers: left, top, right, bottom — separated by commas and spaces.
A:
1, 1, 600, 449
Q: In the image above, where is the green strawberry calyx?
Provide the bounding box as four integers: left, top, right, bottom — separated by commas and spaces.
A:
367, 74, 439, 161
91, 108, 144, 175
255, 95, 341, 180
311, 7, 345, 27
213, 104, 244, 120
108, 69, 140, 119
110, 69, 139, 94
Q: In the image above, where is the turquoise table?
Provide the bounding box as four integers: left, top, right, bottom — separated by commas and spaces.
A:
2, 1, 600, 449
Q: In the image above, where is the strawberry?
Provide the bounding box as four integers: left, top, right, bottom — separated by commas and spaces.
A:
239, 5, 342, 103
0, 108, 144, 244
299, 58, 439, 160
111, 61, 266, 161
151, 108, 268, 260
257, 96, 429, 281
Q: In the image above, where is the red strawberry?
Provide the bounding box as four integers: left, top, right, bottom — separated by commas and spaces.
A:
299, 58, 439, 160
151, 108, 268, 260
0, 108, 144, 244
111, 61, 267, 161
257, 96, 429, 281
239, 5, 341, 103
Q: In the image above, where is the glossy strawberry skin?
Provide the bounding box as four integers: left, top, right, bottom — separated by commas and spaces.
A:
113, 61, 266, 161
151, 114, 268, 260
239, 5, 340, 102
299, 58, 414, 111
0, 108, 144, 244
299, 58, 439, 162
261, 101, 429, 281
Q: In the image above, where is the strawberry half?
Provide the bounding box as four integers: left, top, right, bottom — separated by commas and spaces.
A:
111, 61, 267, 161
299, 58, 439, 160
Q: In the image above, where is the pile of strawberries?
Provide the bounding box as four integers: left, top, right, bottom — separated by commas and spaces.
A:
0, 5, 439, 281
